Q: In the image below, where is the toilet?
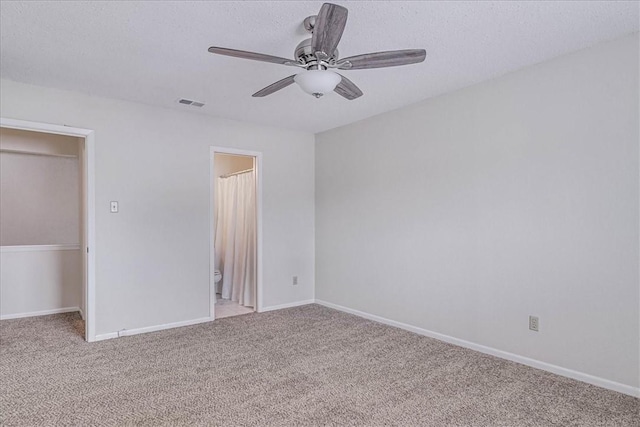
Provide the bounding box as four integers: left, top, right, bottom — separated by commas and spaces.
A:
214, 270, 223, 295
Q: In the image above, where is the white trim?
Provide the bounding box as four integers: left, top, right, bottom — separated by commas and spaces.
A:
1, 117, 97, 342
209, 148, 216, 319
1, 307, 80, 320
315, 300, 640, 398
0, 148, 78, 158
85, 130, 96, 342
255, 154, 263, 314
93, 300, 312, 341
93, 332, 118, 341
0, 118, 93, 137
260, 300, 315, 313
93, 316, 215, 342
1, 244, 81, 253
209, 147, 264, 317
78, 307, 85, 321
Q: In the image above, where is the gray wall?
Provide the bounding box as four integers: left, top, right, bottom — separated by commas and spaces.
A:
1, 152, 80, 246
315, 34, 639, 388
213, 153, 254, 179
0, 128, 81, 246
0, 79, 316, 335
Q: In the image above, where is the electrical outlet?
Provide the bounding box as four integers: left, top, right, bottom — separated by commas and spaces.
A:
292, 276, 298, 286
529, 315, 539, 332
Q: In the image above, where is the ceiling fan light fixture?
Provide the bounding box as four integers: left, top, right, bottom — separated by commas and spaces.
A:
208, 3, 425, 100
294, 70, 341, 98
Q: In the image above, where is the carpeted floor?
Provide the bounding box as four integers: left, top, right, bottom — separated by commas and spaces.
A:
0, 305, 638, 426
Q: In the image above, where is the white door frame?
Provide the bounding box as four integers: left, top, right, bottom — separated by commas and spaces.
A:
209, 146, 263, 317
0, 117, 97, 342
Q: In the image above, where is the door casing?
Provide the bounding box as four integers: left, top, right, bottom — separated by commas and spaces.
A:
209, 146, 263, 318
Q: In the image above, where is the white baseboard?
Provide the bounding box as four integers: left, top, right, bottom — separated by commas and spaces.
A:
0, 306, 80, 320
315, 299, 640, 398
94, 300, 315, 341
93, 331, 119, 341
94, 316, 215, 342
260, 299, 315, 313
78, 307, 85, 320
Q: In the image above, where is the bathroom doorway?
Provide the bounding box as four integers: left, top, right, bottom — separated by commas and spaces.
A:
210, 148, 262, 319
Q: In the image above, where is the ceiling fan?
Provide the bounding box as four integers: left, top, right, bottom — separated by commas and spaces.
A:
208, 3, 426, 100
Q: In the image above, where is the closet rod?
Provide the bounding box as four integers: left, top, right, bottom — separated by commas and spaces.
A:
0, 148, 78, 158
220, 168, 253, 178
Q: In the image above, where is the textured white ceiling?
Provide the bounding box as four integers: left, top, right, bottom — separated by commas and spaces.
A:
1, 1, 638, 133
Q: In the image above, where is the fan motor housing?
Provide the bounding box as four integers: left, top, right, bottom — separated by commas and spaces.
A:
294, 38, 338, 66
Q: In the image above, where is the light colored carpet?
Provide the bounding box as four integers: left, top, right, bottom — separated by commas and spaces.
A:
0, 304, 637, 426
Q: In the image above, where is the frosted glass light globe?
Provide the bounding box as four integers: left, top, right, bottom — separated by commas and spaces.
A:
294, 70, 341, 98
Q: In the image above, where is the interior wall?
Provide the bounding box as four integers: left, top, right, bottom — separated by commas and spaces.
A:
0, 128, 81, 246
1, 248, 82, 317
315, 34, 639, 388
0, 127, 83, 317
0, 79, 315, 335
0, 127, 80, 156
214, 153, 253, 178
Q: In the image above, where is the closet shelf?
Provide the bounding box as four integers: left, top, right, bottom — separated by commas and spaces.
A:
0, 148, 78, 158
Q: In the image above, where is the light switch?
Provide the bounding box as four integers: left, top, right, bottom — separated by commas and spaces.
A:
110, 201, 119, 213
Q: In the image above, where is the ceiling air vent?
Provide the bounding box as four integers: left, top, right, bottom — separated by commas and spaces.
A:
177, 98, 205, 107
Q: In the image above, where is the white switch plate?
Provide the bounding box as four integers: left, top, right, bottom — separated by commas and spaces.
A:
110, 201, 119, 213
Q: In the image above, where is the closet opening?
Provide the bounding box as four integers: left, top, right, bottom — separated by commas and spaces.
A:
210, 147, 262, 320
0, 118, 96, 341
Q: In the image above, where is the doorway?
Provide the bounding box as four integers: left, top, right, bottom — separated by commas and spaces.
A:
210, 147, 262, 320
0, 118, 96, 341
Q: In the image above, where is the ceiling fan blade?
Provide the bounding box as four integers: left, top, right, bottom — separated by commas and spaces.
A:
252, 75, 296, 97
338, 49, 426, 70
311, 3, 348, 58
334, 74, 363, 100
208, 46, 295, 66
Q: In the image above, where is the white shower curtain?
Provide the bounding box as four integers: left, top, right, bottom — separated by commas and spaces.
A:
214, 170, 256, 307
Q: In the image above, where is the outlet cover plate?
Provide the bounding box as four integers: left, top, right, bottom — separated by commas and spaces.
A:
529, 315, 539, 332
